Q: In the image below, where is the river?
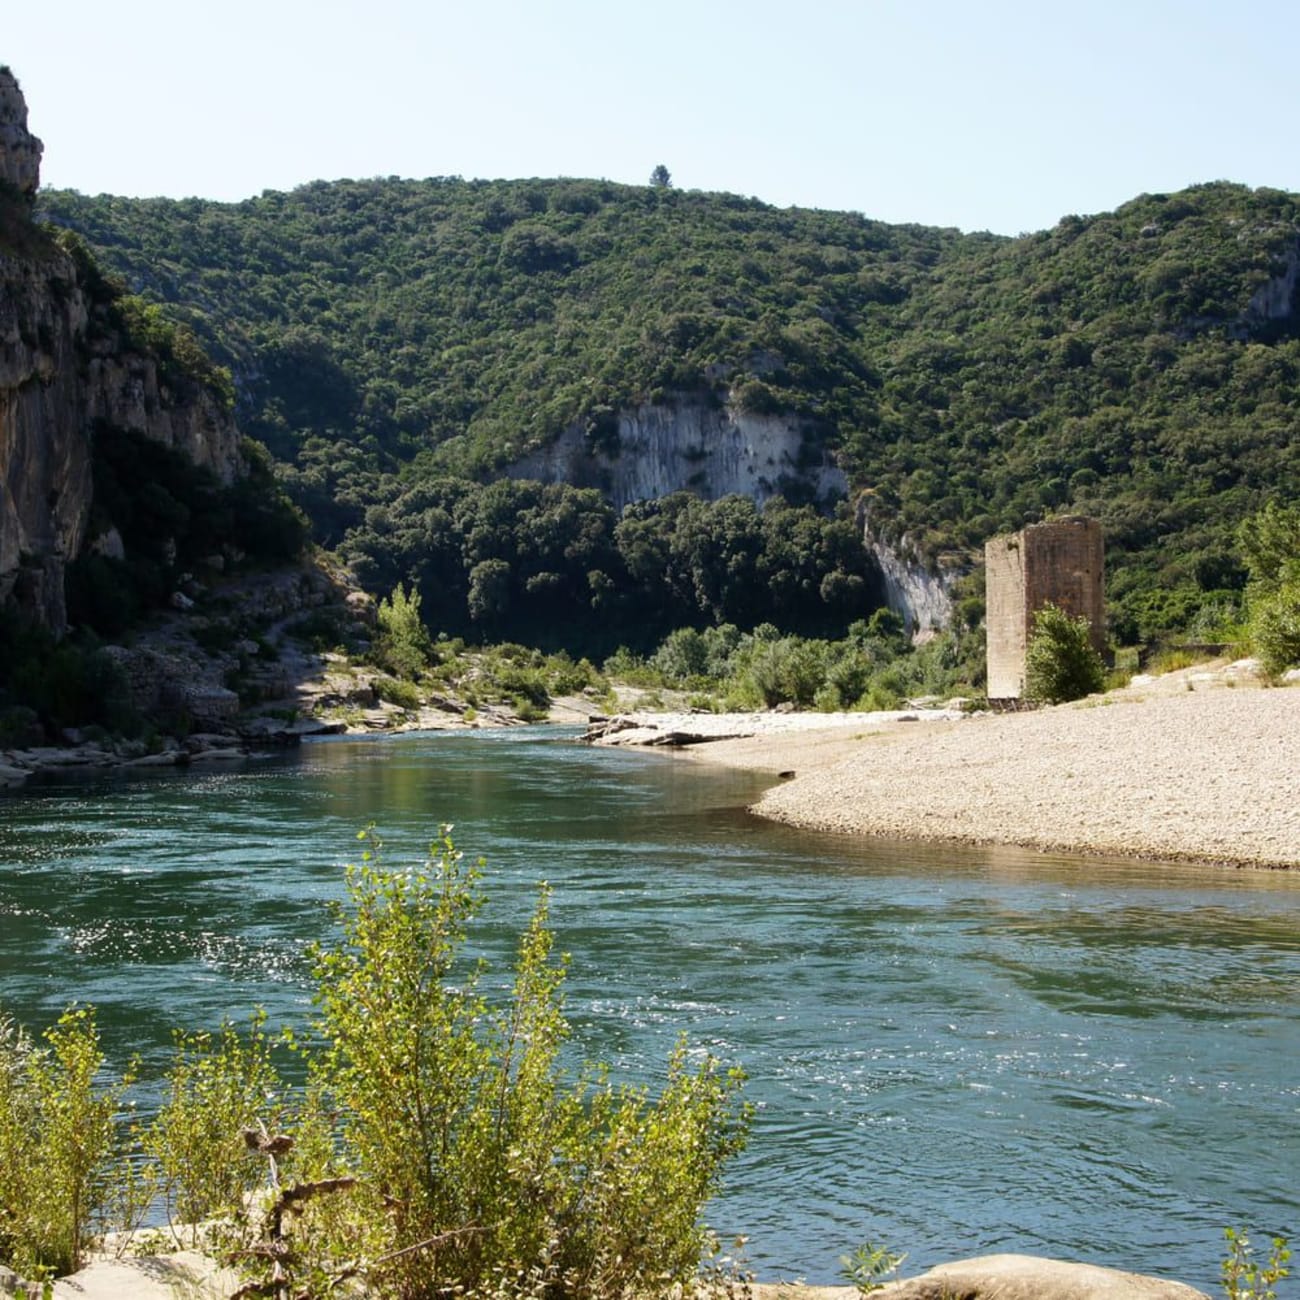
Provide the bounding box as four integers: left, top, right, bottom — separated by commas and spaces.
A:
1, 727, 1298, 1287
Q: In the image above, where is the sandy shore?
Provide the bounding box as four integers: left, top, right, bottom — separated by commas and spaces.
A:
594, 667, 1300, 871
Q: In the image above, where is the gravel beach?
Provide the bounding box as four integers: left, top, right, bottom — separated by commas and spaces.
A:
595, 668, 1300, 871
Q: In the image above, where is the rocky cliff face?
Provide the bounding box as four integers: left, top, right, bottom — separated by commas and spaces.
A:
857, 497, 959, 637
0, 250, 91, 628
504, 398, 847, 510
1247, 244, 1300, 325
507, 399, 962, 632
0, 67, 42, 196
0, 71, 242, 632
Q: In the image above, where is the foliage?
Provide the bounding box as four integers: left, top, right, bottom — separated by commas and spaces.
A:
1250, 584, 1300, 677
112, 294, 236, 409
0, 611, 139, 739
374, 582, 434, 679
341, 479, 880, 657
0, 1007, 126, 1278
37, 178, 1300, 643
1023, 602, 1106, 704
840, 1241, 908, 1294
145, 1014, 283, 1230
1222, 1227, 1291, 1300
1239, 501, 1300, 674
374, 674, 423, 710
0, 833, 749, 1296
65, 427, 306, 638
612, 615, 985, 711
302, 827, 749, 1297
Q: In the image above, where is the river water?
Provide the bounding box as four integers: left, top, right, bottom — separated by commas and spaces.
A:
1, 728, 1297, 1287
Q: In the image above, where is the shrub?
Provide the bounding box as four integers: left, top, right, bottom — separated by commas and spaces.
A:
306, 828, 750, 1298
374, 675, 423, 711
0, 833, 749, 1297
1239, 502, 1300, 675
374, 582, 434, 680
0, 1007, 126, 1278
1024, 602, 1106, 704
653, 627, 711, 683
745, 637, 828, 707
1250, 582, 1300, 677
1222, 1227, 1291, 1300
145, 1014, 283, 1229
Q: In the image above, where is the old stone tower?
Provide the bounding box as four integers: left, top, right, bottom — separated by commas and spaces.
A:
985, 517, 1105, 701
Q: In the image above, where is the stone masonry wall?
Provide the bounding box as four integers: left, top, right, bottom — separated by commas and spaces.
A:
986, 517, 1105, 700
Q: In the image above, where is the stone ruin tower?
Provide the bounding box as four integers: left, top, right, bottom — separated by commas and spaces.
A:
985, 516, 1105, 702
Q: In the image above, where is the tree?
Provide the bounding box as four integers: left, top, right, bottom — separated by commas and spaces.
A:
1238, 501, 1300, 675
375, 582, 433, 679
1024, 602, 1105, 704
649, 163, 672, 188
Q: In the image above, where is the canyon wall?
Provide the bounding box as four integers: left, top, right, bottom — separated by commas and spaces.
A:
0, 68, 242, 631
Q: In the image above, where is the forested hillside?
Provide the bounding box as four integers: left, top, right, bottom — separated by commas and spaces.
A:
38, 177, 1300, 644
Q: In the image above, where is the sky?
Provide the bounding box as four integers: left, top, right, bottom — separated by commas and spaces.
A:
6, 0, 1300, 236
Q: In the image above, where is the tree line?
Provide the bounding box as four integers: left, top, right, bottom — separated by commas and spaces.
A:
344, 479, 881, 657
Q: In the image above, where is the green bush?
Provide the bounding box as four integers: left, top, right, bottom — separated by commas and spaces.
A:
1250, 582, 1300, 676
1239, 502, 1300, 676
1024, 602, 1106, 704
1222, 1227, 1291, 1300
0, 1007, 125, 1278
374, 675, 423, 710
145, 1015, 283, 1229
0, 833, 749, 1296
305, 828, 749, 1298
745, 637, 829, 707
374, 582, 434, 680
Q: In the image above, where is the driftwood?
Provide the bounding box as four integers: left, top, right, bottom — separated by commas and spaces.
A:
230, 1120, 489, 1300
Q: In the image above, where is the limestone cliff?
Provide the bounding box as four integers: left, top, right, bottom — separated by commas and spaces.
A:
504, 398, 847, 510
506, 399, 964, 632
0, 69, 242, 631
0, 66, 41, 196
857, 496, 959, 637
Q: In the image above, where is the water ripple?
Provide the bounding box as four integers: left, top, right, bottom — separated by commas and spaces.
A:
3, 729, 1299, 1286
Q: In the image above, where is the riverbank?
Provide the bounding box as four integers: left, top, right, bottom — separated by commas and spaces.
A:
10, 1251, 1212, 1300
590, 664, 1300, 871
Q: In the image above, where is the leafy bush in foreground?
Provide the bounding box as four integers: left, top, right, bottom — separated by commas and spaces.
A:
0, 1008, 125, 1278
0, 831, 749, 1298
307, 828, 749, 1298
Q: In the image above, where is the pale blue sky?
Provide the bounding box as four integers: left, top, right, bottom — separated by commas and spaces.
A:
6, 0, 1299, 235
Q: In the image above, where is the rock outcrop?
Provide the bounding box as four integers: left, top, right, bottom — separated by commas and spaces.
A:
0, 69, 242, 632
0, 247, 93, 628
875, 1253, 1210, 1300
857, 496, 960, 638
504, 398, 847, 510
0, 66, 42, 196
1246, 243, 1300, 326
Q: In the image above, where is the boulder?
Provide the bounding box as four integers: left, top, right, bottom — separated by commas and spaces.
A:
49, 1250, 241, 1300
877, 1254, 1210, 1300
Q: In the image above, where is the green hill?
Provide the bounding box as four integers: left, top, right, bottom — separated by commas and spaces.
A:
38, 177, 1300, 644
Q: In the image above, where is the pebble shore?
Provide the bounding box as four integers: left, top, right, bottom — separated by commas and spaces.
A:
592, 667, 1300, 872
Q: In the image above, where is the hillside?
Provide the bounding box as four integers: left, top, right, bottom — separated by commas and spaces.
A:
37, 176, 1300, 642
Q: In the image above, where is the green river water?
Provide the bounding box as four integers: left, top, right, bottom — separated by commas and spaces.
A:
1, 727, 1297, 1286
